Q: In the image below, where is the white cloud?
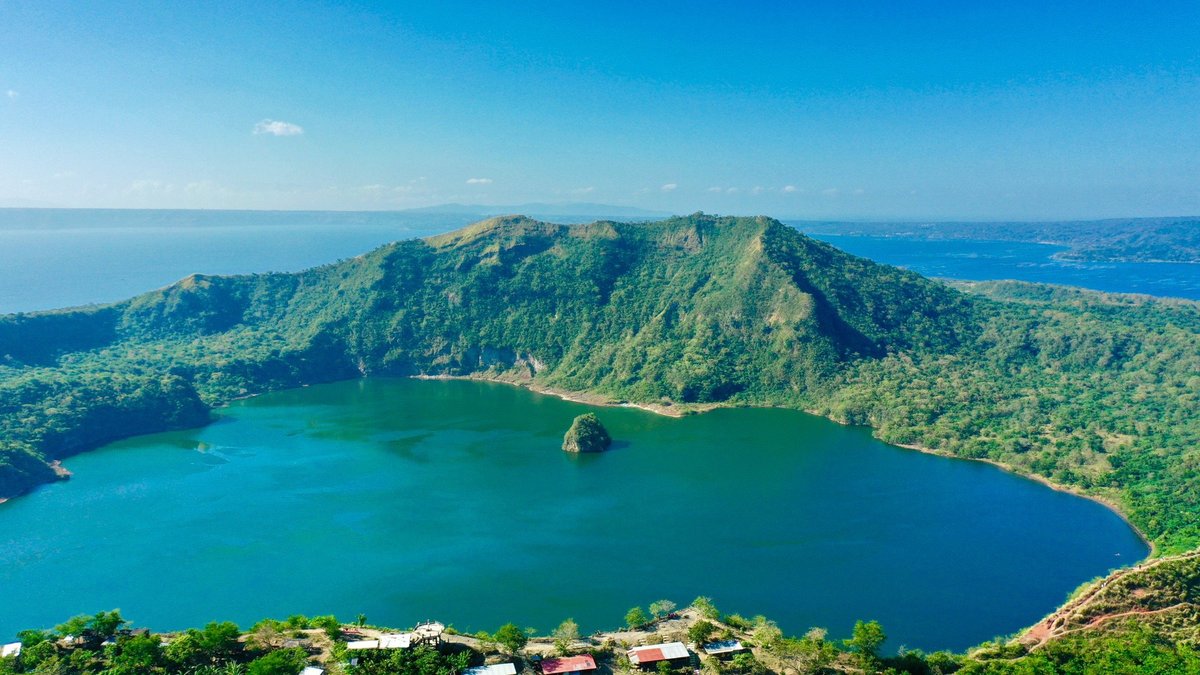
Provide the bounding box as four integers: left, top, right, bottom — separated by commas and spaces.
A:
5, 90, 17, 100
751, 186, 765, 195
126, 179, 173, 194
726, 187, 739, 194
707, 186, 722, 193
822, 188, 839, 197
782, 185, 797, 193
466, 177, 493, 185
570, 186, 595, 195
253, 119, 304, 136
661, 183, 678, 192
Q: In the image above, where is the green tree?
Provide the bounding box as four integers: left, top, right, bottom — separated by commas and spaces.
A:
494, 623, 528, 654
844, 620, 886, 671
54, 614, 90, 638
688, 620, 715, 646
89, 609, 127, 637
552, 618, 581, 655
749, 618, 781, 649
691, 597, 719, 620
625, 607, 650, 629
729, 653, 758, 674
649, 600, 677, 619
106, 633, 166, 674
246, 647, 307, 675
16, 630, 52, 648
247, 619, 287, 650
311, 615, 341, 639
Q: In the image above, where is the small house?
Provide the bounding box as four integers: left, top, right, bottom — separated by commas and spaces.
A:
540, 654, 598, 675
1, 642, 21, 658
300, 668, 325, 675
346, 639, 380, 651
700, 640, 746, 659
627, 642, 690, 670
379, 633, 415, 649
465, 664, 518, 675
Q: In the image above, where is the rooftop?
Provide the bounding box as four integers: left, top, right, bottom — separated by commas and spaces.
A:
379, 633, 414, 649
627, 642, 689, 664
701, 640, 745, 655
465, 664, 518, 675
541, 654, 598, 674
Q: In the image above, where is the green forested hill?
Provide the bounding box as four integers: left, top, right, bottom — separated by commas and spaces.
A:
2, 214, 1198, 558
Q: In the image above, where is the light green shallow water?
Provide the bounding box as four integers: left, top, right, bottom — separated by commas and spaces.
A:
0, 378, 1148, 650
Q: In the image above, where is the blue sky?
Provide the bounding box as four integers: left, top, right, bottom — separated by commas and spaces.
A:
1, 0, 1197, 218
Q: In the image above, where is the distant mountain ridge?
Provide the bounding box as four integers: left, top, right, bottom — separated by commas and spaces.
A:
401, 202, 672, 220
0, 203, 669, 231
1, 214, 1198, 562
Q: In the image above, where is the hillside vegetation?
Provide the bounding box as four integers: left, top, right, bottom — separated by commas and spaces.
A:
7, 565, 1200, 675
2, 214, 1198, 559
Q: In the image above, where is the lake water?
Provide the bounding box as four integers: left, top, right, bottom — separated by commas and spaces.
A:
0, 379, 1148, 651
806, 234, 1200, 300
2, 209, 1197, 314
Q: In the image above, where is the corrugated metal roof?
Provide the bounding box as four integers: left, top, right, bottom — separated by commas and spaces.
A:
702, 640, 745, 655
541, 654, 597, 674
465, 664, 518, 675
379, 633, 414, 649
1, 643, 21, 658
628, 641, 689, 664
346, 639, 380, 650
300, 668, 325, 675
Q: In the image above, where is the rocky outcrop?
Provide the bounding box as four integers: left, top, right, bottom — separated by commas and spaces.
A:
562, 413, 612, 453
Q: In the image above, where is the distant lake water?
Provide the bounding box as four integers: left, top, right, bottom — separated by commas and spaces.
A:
2, 210, 1197, 314
0, 379, 1147, 651
807, 233, 1200, 300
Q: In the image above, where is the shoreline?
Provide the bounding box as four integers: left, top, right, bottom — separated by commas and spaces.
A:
410, 373, 1155, 557
409, 372, 720, 417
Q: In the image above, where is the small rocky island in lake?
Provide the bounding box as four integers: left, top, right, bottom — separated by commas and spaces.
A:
562, 413, 612, 453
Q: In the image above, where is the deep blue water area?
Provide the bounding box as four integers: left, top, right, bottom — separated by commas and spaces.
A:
0, 379, 1148, 651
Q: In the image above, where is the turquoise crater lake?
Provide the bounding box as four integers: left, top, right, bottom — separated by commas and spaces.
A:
0, 379, 1147, 650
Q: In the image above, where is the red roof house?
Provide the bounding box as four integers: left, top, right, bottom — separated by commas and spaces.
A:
540, 655, 597, 675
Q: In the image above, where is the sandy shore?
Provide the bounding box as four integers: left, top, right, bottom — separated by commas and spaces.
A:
410, 373, 721, 417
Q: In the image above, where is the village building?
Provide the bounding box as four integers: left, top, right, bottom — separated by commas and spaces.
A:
300, 667, 325, 675
1, 643, 21, 658
700, 640, 746, 659
540, 654, 598, 675
379, 633, 415, 649
465, 663, 518, 675
627, 642, 691, 670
